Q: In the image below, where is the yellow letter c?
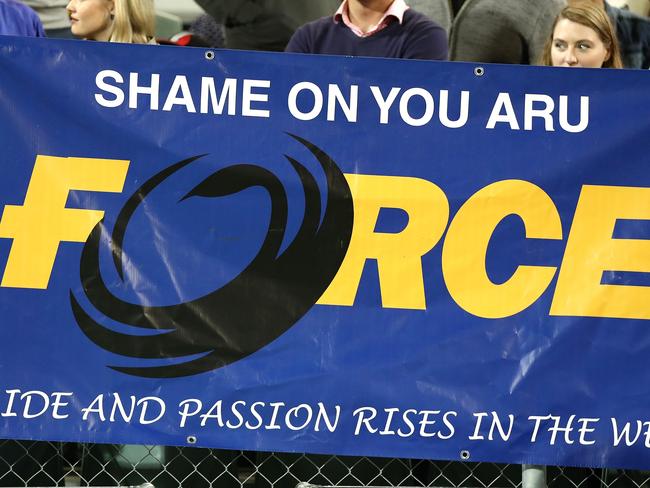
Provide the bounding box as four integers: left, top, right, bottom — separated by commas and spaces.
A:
442, 180, 562, 319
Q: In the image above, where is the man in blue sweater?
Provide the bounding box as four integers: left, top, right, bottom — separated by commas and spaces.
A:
285, 0, 448, 60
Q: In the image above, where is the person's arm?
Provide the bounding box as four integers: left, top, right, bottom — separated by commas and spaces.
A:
404, 22, 449, 60
23, 5, 46, 37
34, 16, 46, 37
285, 24, 312, 54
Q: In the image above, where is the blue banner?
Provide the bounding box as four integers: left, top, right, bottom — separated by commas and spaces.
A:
1, 35, 650, 470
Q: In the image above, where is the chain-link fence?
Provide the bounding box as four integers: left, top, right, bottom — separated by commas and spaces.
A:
0, 440, 648, 487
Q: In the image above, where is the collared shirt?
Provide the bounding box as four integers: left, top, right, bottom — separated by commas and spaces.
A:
334, 0, 410, 38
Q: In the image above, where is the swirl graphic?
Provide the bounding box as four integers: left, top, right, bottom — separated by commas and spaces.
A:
70, 134, 354, 378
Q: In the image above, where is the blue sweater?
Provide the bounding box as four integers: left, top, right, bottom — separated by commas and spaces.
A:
285, 9, 448, 60
0, 0, 45, 37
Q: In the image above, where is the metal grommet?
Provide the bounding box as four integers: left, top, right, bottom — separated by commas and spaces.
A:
205, 51, 215, 60
460, 450, 471, 460
187, 435, 197, 444
474, 66, 485, 77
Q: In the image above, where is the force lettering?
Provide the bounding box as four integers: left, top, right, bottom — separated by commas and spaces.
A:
0, 157, 648, 322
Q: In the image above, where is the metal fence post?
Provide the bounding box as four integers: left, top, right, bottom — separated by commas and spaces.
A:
522, 464, 547, 488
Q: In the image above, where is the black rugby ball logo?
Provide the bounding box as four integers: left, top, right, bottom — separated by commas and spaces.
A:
70, 134, 354, 378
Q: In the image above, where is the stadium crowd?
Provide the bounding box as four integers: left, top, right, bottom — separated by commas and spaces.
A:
0, 0, 649, 68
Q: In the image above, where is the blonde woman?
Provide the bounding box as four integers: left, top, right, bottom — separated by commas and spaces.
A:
540, 3, 623, 68
66, 0, 154, 44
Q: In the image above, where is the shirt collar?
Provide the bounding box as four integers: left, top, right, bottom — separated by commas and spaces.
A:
334, 0, 409, 25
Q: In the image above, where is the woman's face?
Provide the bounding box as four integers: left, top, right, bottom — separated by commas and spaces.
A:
66, 0, 115, 41
551, 18, 610, 68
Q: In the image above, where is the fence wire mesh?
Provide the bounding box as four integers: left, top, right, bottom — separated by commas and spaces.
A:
0, 440, 648, 487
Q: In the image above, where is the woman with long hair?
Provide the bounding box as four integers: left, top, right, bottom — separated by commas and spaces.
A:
66, 0, 154, 44
540, 3, 623, 68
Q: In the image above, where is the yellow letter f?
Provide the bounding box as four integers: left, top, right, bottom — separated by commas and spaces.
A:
0, 156, 129, 289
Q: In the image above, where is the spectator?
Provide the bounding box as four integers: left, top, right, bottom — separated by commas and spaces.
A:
65, 0, 154, 44
285, 0, 448, 60
0, 0, 45, 36
450, 0, 566, 64
569, 0, 650, 68
540, 3, 623, 67
195, 0, 339, 51
22, 0, 72, 38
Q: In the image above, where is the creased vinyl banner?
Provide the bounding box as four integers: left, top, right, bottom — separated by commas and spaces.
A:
1, 35, 650, 470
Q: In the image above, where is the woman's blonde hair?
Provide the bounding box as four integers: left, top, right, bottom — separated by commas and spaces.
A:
110, 0, 155, 44
540, 3, 623, 68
